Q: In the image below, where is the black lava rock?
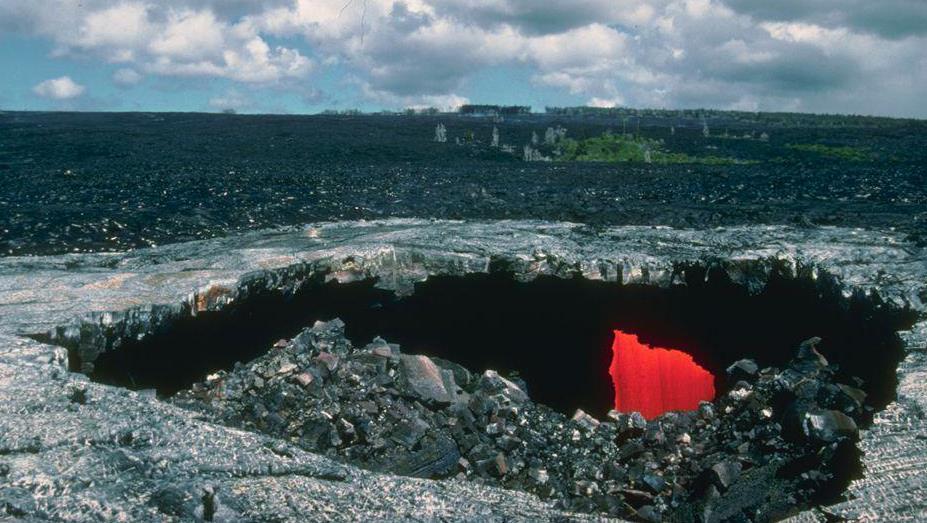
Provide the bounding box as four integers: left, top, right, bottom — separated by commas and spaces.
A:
726, 359, 760, 382
171, 322, 873, 522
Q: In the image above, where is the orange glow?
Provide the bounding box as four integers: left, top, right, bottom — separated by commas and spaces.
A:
609, 330, 715, 420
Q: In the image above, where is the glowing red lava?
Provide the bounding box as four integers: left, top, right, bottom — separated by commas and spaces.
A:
609, 330, 715, 420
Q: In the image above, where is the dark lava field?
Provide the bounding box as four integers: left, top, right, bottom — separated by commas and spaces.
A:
1, 110, 925, 256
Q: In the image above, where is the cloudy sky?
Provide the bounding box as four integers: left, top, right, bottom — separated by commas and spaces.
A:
1, 0, 925, 116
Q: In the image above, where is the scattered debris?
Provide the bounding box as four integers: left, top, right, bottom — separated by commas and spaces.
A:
174, 323, 867, 520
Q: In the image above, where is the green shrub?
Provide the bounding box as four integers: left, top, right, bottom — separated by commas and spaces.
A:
786, 143, 872, 161
557, 133, 747, 165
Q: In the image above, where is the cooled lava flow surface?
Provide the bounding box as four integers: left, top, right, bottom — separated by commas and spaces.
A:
609, 330, 716, 419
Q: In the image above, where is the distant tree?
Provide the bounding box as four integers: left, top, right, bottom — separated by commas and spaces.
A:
222, 108, 236, 115
523, 145, 538, 161
459, 105, 531, 115
406, 107, 439, 115
545, 126, 567, 145
544, 127, 556, 145
459, 104, 498, 115
491, 126, 500, 147
531, 131, 539, 146
500, 105, 531, 115
523, 145, 549, 162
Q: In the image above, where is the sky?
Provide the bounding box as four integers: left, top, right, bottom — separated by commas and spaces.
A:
1, 0, 925, 117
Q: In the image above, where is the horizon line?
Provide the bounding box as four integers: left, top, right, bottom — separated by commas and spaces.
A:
1, 106, 923, 122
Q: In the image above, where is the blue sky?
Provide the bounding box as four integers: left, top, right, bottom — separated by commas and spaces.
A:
1, 33, 360, 113
1, 0, 925, 117
0, 33, 581, 114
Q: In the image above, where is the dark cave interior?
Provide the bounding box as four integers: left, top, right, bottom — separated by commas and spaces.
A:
80, 267, 915, 420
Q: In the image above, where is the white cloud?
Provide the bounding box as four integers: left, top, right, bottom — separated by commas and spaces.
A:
724, 0, 927, 39
2, 0, 926, 116
262, 0, 927, 115
112, 67, 142, 85
33, 76, 86, 99
149, 10, 224, 61
526, 24, 628, 71
761, 22, 846, 45
5, 1, 314, 85
76, 3, 152, 58
218, 37, 313, 82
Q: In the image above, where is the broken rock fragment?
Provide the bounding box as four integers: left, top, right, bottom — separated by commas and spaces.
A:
477, 370, 528, 404
704, 461, 742, 492
398, 354, 454, 405
795, 337, 829, 368
571, 409, 600, 432
364, 337, 396, 358
803, 409, 859, 443
294, 372, 313, 388
726, 359, 759, 382
393, 435, 461, 478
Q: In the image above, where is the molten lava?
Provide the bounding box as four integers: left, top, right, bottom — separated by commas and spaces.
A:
609, 330, 715, 420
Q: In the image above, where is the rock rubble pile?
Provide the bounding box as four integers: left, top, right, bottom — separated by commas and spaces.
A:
174, 320, 869, 521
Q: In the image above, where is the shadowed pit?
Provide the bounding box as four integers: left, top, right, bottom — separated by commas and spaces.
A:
77, 268, 912, 419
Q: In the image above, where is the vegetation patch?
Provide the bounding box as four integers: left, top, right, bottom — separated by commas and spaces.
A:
786, 143, 872, 161
558, 132, 748, 165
